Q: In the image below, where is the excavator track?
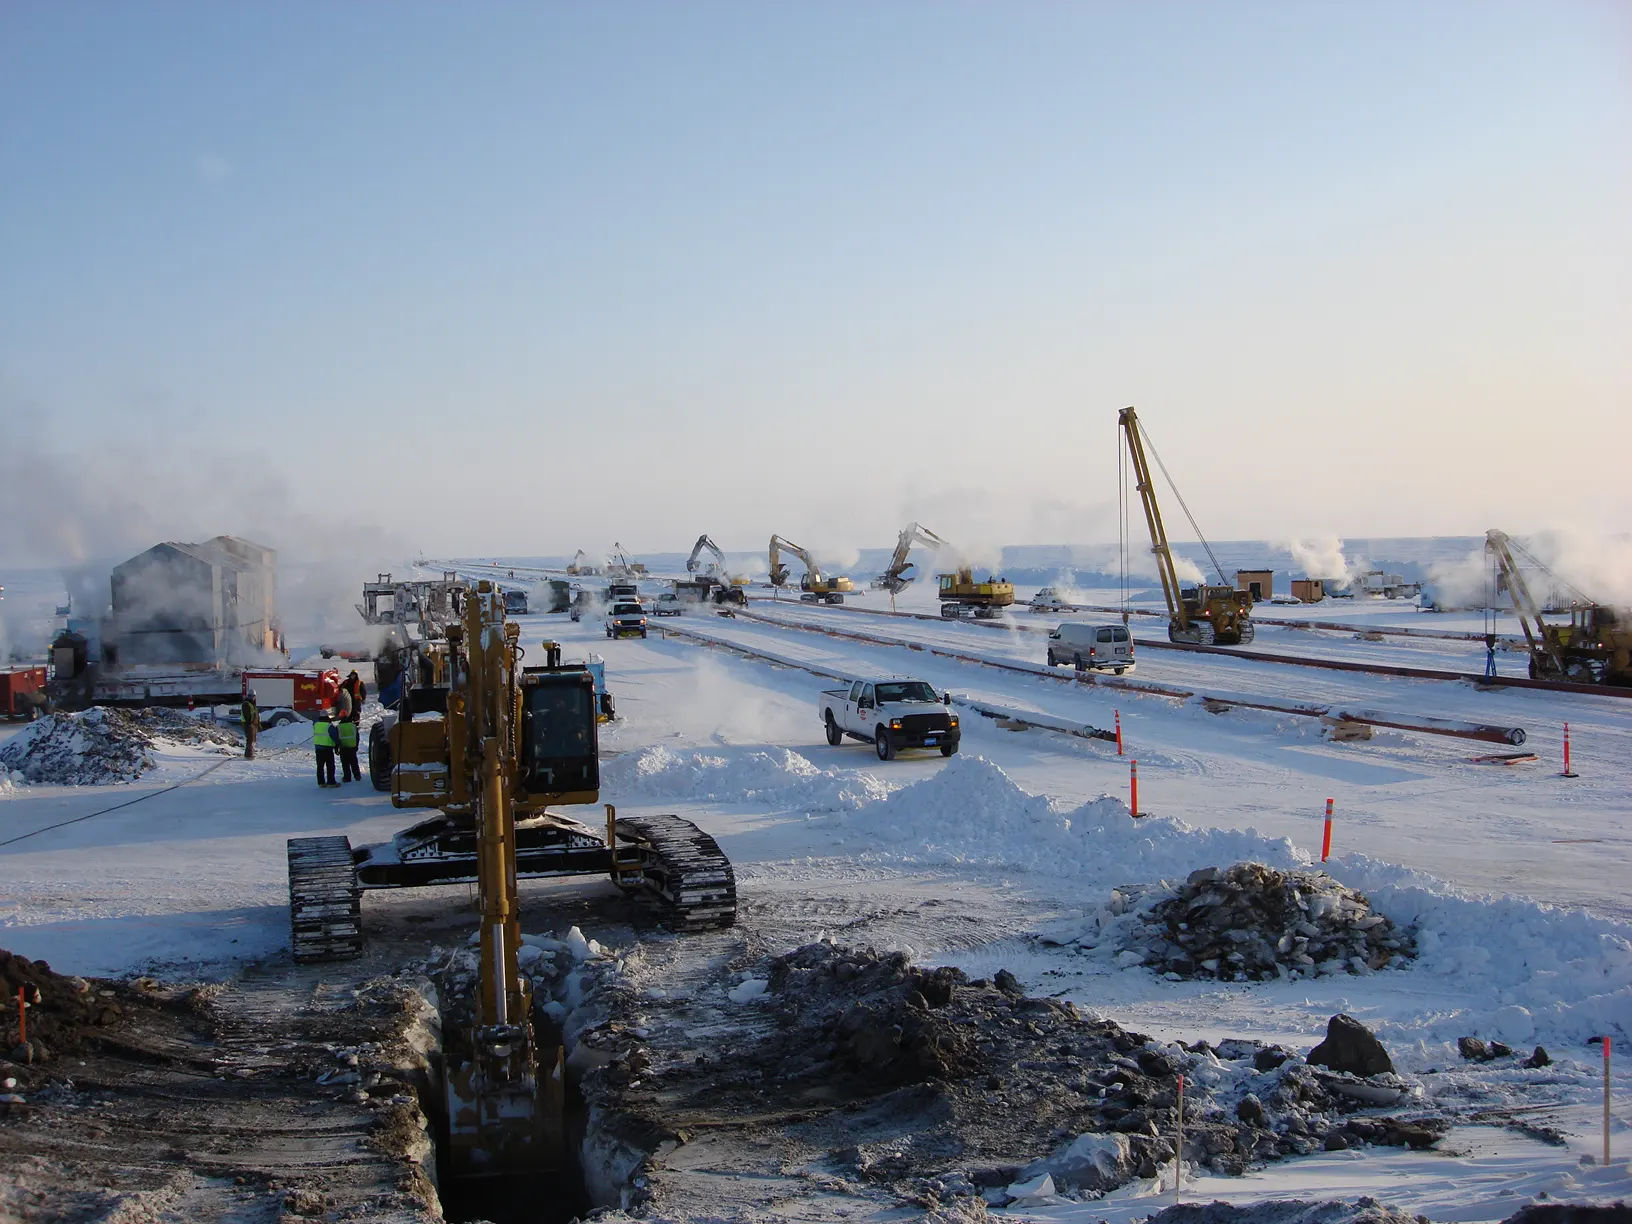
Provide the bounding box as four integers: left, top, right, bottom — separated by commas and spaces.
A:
287, 836, 363, 962
613, 814, 737, 930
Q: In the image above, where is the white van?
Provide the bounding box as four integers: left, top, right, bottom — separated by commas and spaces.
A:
1046, 622, 1135, 673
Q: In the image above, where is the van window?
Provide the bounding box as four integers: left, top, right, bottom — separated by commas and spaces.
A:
1096, 628, 1114, 643
1112, 627, 1130, 642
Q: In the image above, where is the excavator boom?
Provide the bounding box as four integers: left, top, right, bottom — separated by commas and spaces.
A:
872, 523, 949, 594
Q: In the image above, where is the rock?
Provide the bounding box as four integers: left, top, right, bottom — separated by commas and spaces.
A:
283, 1187, 327, 1217
1254, 1045, 1292, 1072
1307, 1014, 1394, 1078
1235, 1093, 1265, 1126
1324, 1132, 1350, 1151
993, 969, 1023, 996
1024, 1132, 1133, 1193
1489, 1041, 1514, 1059
1458, 1036, 1492, 1062
1524, 1046, 1551, 1069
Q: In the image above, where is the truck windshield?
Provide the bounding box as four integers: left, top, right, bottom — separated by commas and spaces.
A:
875, 681, 936, 703
612, 604, 642, 615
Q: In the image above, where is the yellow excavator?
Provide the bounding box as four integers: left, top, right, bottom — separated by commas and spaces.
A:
1486, 529, 1632, 685
1118, 406, 1254, 645
287, 581, 735, 1178
676, 534, 749, 605
872, 522, 1014, 618
768, 535, 854, 604
565, 550, 599, 576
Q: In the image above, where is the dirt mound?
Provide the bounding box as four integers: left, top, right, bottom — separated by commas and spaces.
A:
1146, 1199, 1430, 1224
1118, 863, 1414, 981
0, 949, 131, 1058
583, 942, 1448, 1213
0, 707, 239, 784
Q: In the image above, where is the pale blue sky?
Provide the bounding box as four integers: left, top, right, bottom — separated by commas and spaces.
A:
2, 2, 1627, 563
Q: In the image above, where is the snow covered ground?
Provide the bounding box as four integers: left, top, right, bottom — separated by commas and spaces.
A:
3, 573, 1629, 1217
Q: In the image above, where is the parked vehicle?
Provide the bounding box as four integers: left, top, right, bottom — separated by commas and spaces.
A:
604, 601, 649, 639
1029, 587, 1073, 613
1, 665, 48, 720
1046, 623, 1135, 673
818, 676, 959, 760
653, 593, 685, 617
237, 668, 342, 726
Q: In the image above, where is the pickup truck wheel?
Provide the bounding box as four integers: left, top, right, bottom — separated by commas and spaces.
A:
875, 727, 896, 761
940, 743, 957, 757
825, 712, 843, 746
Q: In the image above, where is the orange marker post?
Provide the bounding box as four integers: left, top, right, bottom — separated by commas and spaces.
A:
1563, 723, 1578, 778
1115, 709, 1124, 755
1321, 798, 1334, 862
1130, 760, 1140, 817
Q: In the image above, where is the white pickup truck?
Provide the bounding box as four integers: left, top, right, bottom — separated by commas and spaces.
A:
819, 677, 960, 760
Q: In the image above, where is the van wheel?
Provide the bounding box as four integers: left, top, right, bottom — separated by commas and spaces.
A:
825, 712, 843, 746
1114, 667, 1125, 675
1074, 654, 1086, 672
875, 728, 895, 761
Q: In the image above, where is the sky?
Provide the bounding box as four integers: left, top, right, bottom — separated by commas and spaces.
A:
1, 1, 1628, 566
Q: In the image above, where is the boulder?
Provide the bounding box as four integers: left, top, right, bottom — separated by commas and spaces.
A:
1307, 1014, 1393, 1078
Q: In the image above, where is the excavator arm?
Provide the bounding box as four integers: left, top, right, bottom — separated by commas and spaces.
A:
872, 523, 949, 594
1118, 407, 1187, 629
687, 534, 724, 575
769, 534, 819, 588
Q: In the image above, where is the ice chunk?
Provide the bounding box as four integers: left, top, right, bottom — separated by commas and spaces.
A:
728, 977, 768, 1004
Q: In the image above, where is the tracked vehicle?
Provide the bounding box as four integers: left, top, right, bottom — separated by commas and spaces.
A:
287, 581, 735, 1177
290, 585, 735, 967
1119, 406, 1254, 646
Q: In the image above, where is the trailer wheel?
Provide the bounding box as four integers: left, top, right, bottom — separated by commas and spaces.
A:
825, 712, 843, 746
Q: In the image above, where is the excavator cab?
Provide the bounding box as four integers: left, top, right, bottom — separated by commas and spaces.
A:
517, 667, 600, 803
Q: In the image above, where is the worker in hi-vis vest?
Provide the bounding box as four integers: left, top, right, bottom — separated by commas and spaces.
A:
312, 716, 339, 788
336, 716, 361, 784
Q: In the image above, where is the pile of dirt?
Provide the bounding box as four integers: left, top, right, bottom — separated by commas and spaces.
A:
0, 707, 239, 784
0, 948, 132, 1059
583, 942, 1447, 1213
1117, 863, 1415, 981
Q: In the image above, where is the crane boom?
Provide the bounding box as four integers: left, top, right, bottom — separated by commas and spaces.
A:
1485, 530, 1560, 674
1118, 407, 1186, 629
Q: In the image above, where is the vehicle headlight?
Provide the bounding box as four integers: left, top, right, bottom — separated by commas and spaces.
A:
890, 720, 902, 730
949, 716, 958, 726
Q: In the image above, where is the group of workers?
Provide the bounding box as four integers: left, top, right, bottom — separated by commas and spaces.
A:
237, 670, 368, 789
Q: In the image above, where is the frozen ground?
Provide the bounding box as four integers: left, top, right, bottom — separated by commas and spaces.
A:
2, 576, 1629, 1218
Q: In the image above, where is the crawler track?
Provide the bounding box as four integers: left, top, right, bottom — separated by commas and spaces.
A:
615, 813, 738, 931
287, 835, 363, 962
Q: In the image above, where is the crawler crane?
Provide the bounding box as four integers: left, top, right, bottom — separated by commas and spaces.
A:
768, 535, 854, 604
286, 582, 735, 1175
1118, 406, 1253, 645
675, 534, 749, 605
1486, 529, 1632, 685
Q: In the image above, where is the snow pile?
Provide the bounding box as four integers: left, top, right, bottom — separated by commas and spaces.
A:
603, 744, 889, 812
0, 708, 237, 785
834, 756, 1305, 882
1331, 855, 1632, 1045
1109, 863, 1414, 982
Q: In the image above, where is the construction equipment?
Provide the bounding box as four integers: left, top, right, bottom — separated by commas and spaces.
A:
675, 534, 749, 605
768, 535, 854, 604
1486, 530, 1632, 685
289, 581, 734, 1176
871, 522, 1013, 618
936, 569, 1015, 620
357, 572, 465, 636
1118, 406, 1254, 645
566, 550, 599, 577
607, 544, 646, 579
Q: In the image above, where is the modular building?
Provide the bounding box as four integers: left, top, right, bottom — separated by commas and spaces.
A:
1290, 578, 1326, 604
105, 536, 280, 668
1235, 569, 1274, 602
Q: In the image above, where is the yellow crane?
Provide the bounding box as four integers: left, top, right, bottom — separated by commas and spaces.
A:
1486, 529, 1632, 684
1118, 406, 1254, 645
768, 535, 854, 604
